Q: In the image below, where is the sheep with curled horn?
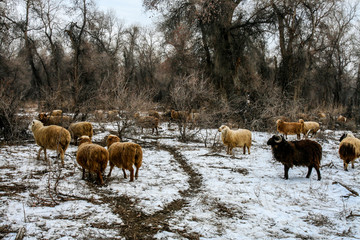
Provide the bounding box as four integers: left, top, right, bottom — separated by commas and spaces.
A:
267, 135, 322, 180
339, 132, 360, 171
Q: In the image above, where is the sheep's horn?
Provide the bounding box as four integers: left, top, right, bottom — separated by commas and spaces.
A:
274, 135, 282, 143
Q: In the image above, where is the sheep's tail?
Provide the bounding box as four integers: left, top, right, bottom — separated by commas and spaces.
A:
134, 146, 143, 168
339, 142, 356, 162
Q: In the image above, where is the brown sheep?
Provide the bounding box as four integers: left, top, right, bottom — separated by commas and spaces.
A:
134, 113, 159, 135
106, 134, 143, 182
38, 113, 71, 128
337, 115, 347, 123
148, 110, 160, 119
68, 121, 93, 145
107, 110, 120, 121
51, 109, 62, 116
76, 136, 109, 185
339, 133, 360, 171
171, 110, 191, 122
267, 135, 322, 180
30, 119, 71, 165
276, 119, 304, 140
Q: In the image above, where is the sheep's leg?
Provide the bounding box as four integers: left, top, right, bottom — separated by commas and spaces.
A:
59, 148, 65, 166
156, 127, 159, 135
243, 146, 246, 154
97, 171, 104, 185
135, 167, 139, 179
82, 168, 86, 180
315, 167, 321, 181
129, 167, 134, 182
247, 145, 250, 154
284, 165, 289, 179
122, 168, 127, 179
343, 161, 348, 171
306, 166, 313, 178
37, 147, 43, 160
351, 160, 355, 169
43, 148, 47, 162
107, 162, 115, 177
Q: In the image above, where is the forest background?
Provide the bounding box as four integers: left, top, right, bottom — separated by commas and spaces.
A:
1, 0, 360, 141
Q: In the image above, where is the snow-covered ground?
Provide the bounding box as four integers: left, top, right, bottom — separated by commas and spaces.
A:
0, 120, 359, 239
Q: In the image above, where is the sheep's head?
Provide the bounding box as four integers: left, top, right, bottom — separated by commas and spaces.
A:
78, 135, 92, 145
276, 119, 283, 125
339, 132, 355, 142
267, 135, 285, 146
30, 119, 43, 132
218, 125, 229, 132
106, 134, 120, 148
38, 112, 48, 121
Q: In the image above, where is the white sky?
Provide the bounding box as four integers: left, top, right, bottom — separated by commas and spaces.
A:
96, 0, 155, 26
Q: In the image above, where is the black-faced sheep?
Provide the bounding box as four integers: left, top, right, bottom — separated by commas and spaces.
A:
30, 119, 71, 165
299, 119, 320, 138
218, 125, 252, 156
106, 134, 143, 182
76, 136, 109, 185
339, 133, 360, 171
134, 113, 159, 135
68, 121, 93, 145
276, 119, 304, 140
267, 135, 322, 180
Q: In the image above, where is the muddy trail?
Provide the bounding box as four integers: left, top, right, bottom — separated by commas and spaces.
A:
92, 142, 203, 239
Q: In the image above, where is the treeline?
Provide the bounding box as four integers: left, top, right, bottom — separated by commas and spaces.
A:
1, 0, 360, 140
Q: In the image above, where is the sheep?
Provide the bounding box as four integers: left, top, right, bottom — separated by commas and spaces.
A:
148, 110, 160, 119
68, 121, 93, 145
76, 136, 109, 185
276, 119, 304, 140
267, 135, 322, 180
30, 119, 71, 165
171, 110, 191, 122
51, 109, 62, 116
338, 133, 360, 171
337, 115, 347, 123
94, 110, 105, 122
106, 134, 143, 182
107, 110, 120, 121
218, 125, 252, 156
134, 113, 159, 135
38, 113, 71, 128
299, 119, 320, 138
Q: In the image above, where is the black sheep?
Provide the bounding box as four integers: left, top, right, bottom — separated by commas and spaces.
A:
267, 135, 322, 180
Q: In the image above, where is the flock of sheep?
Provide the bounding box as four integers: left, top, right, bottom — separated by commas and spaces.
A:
218, 118, 359, 181
29, 109, 359, 184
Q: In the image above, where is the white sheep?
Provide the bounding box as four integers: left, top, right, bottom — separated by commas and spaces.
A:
218, 125, 252, 156
299, 119, 320, 138
30, 119, 71, 165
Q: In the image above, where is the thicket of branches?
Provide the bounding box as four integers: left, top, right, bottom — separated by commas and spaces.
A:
1, 0, 360, 141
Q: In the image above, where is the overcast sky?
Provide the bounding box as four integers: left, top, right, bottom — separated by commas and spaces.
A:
96, 0, 155, 26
